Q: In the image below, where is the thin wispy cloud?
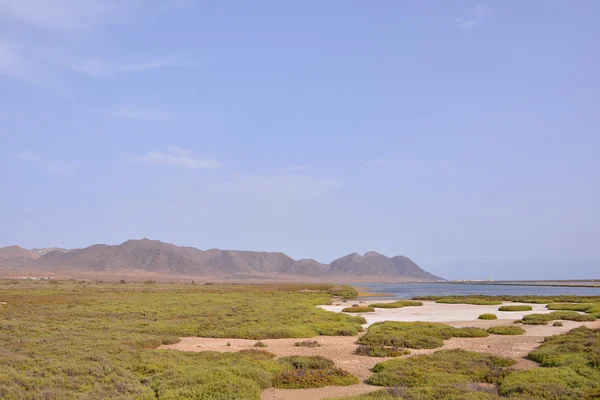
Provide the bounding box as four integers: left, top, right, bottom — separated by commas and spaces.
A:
0, 39, 43, 85
457, 6, 490, 29
109, 106, 171, 122
63, 55, 195, 79
0, 0, 128, 31
135, 146, 222, 170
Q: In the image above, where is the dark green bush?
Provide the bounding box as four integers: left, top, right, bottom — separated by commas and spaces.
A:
367, 349, 515, 387
370, 300, 423, 308
478, 313, 498, 320
273, 356, 358, 388
354, 345, 410, 357
342, 306, 375, 313
486, 326, 525, 335
358, 321, 488, 349
498, 305, 533, 311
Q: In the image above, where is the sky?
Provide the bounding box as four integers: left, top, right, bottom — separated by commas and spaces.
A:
1, 1, 599, 280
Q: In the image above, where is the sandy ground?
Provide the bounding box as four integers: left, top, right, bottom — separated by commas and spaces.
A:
160, 301, 600, 400
319, 300, 554, 325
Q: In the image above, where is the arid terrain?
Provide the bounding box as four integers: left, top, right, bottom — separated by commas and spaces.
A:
162, 299, 600, 400
0, 239, 442, 282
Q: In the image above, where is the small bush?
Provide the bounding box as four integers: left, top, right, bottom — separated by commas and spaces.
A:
342, 306, 375, 313
370, 300, 423, 309
237, 349, 276, 360
486, 326, 525, 335
295, 339, 321, 347
354, 345, 410, 357
498, 305, 533, 311
553, 321, 564, 327
273, 356, 358, 388
478, 313, 498, 320
254, 341, 268, 347
160, 336, 181, 345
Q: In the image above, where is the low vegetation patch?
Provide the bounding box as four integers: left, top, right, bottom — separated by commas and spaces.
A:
498, 305, 532, 312
370, 300, 423, 308
553, 321, 563, 327
479, 313, 498, 320
330, 385, 502, 399
273, 356, 358, 389
414, 295, 600, 305
342, 306, 375, 313
0, 281, 362, 399
354, 345, 410, 357
254, 341, 268, 347
333, 327, 600, 400
486, 326, 525, 335
435, 297, 503, 306
358, 321, 488, 349
366, 349, 515, 387
519, 311, 596, 325
547, 303, 600, 314
294, 339, 321, 347
499, 327, 600, 399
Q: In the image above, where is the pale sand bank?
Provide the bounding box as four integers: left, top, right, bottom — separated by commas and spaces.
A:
319, 300, 554, 325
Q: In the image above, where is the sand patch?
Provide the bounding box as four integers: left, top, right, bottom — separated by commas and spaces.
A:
319, 300, 554, 325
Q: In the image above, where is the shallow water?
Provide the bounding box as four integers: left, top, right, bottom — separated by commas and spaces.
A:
358, 282, 600, 299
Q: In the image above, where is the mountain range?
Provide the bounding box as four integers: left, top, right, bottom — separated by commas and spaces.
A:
0, 239, 443, 282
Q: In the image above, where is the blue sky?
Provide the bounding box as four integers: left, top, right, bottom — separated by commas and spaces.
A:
1, 1, 599, 280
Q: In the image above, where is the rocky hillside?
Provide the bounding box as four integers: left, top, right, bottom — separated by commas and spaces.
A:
0, 239, 443, 281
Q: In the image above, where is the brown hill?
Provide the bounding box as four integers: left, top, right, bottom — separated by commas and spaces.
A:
1, 239, 443, 281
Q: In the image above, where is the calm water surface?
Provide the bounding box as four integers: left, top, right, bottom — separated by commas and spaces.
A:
359, 283, 600, 299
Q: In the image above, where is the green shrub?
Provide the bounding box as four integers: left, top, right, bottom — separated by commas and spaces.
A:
413, 295, 600, 305
294, 339, 321, 347
498, 305, 533, 311
366, 349, 515, 387
486, 326, 525, 335
358, 321, 488, 349
160, 336, 181, 345
547, 303, 595, 312
522, 311, 597, 325
478, 313, 498, 320
342, 306, 375, 313
354, 345, 410, 357
499, 367, 594, 400
330, 386, 502, 399
553, 321, 564, 327
254, 341, 268, 347
436, 298, 502, 306
273, 356, 358, 388
370, 300, 423, 308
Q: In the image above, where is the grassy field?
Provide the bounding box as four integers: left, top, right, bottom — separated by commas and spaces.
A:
0, 280, 363, 399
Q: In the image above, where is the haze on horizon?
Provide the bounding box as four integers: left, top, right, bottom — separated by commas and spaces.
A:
1, 1, 599, 281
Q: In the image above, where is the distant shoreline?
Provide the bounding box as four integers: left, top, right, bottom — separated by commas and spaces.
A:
432, 281, 600, 288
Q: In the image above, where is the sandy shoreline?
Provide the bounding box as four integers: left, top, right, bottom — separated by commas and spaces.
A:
320, 300, 554, 325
